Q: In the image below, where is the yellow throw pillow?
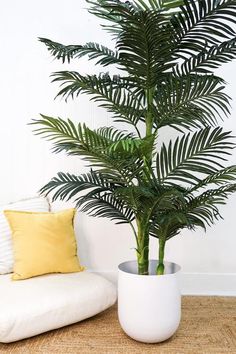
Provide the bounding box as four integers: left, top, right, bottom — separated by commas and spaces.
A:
4, 208, 84, 280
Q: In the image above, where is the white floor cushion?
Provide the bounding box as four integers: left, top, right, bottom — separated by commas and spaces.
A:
0, 271, 117, 343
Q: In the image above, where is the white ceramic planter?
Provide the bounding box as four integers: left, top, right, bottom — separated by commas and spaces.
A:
118, 260, 181, 343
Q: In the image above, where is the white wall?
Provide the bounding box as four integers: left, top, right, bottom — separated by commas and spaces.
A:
0, 0, 236, 295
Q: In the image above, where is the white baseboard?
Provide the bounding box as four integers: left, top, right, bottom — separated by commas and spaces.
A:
180, 272, 236, 296
92, 270, 236, 296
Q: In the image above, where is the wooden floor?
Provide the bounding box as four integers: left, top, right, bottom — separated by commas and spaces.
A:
0, 296, 236, 354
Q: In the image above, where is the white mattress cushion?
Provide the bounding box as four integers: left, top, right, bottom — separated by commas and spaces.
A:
0, 271, 117, 343
0, 196, 49, 274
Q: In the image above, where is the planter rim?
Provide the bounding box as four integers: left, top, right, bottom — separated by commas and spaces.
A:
118, 259, 181, 277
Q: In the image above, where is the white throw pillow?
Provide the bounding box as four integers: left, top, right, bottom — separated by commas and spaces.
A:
0, 196, 49, 274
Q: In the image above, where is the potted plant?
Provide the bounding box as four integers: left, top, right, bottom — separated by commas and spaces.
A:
31, 0, 236, 343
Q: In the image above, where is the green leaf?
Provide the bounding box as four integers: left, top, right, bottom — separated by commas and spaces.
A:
30, 115, 144, 183
40, 170, 119, 201
189, 166, 236, 192
154, 75, 231, 129
51, 71, 145, 129
39, 38, 120, 66
170, 0, 236, 59
156, 127, 235, 186
77, 193, 135, 224
174, 38, 236, 76
185, 183, 236, 226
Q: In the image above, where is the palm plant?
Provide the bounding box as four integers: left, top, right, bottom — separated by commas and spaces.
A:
31, 0, 236, 275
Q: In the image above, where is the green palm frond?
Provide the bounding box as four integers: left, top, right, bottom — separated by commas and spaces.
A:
31, 114, 135, 153
187, 201, 220, 227
113, 183, 188, 229
87, 1, 177, 81
39, 38, 82, 63
51, 71, 145, 129
190, 183, 236, 205
171, 0, 236, 59
156, 127, 235, 185
39, 38, 120, 66
107, 134, 155, 158
150, 210, 194, 237
174, 38, 236, 76
120, 0, 183, 11
113, 182, 179, 209
31, 114, 143, 158
40, 170, 134, 224
40, 170, 120, 201
189, 166, 236, 192
85, 1, 129, 38
86, 0, 182, 24
77, 193, 135, 224
186, 183, 236, 225
86, 0, 165, 40
31, 115, 145, 183
149, 191, 200, 239
151, 182, 236, 238
116, 9, 171, 83
154, 75, 230, 129
113, 185, 155, 211
86, 0, 132, 19
31, 115, 84, 153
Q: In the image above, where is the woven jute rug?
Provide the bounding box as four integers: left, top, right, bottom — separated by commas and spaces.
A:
0, 296, 235, 354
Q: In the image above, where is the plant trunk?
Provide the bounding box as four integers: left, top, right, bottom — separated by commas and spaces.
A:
156, 238, 166, 275
145, 87, 154, 137
137, 246, 149, 275
136, 219, 149, 275
135, 87, 154, 275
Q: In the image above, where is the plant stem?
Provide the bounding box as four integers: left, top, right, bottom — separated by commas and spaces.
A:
137, 253, 149, 275
136, 218, 149, 275
146, 87, 154, 137
135, 87, 154, 275
156, 238, 166, 275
